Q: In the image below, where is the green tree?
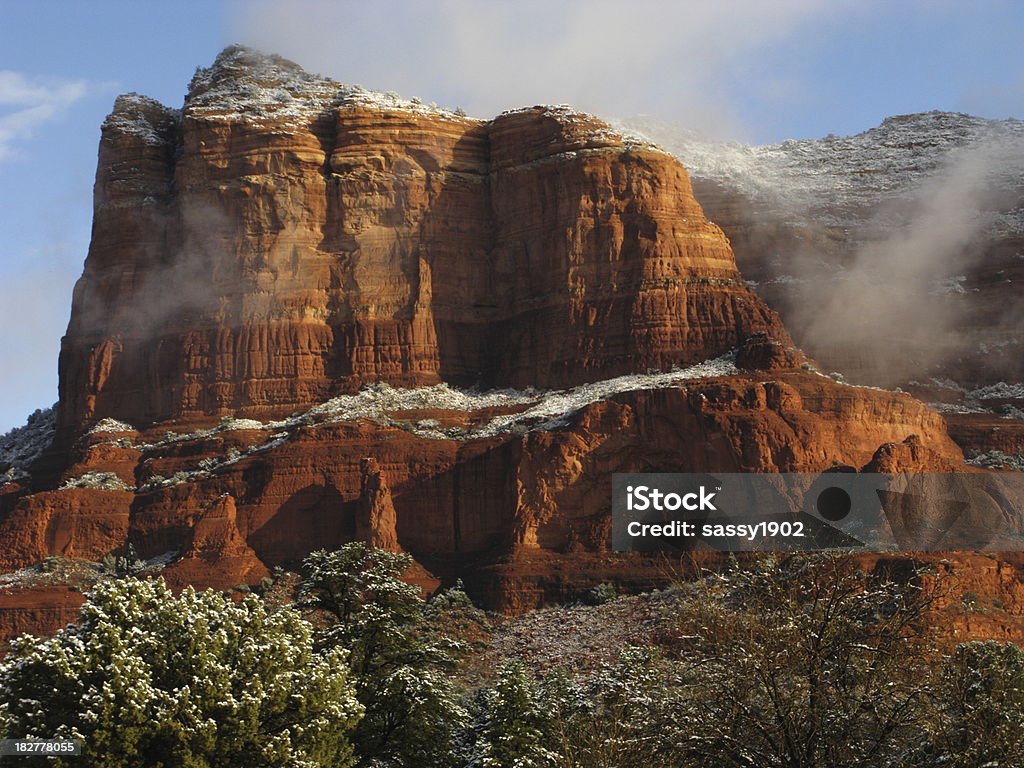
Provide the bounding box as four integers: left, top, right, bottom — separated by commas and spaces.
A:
530, 649, 665, 768
300, 544, 468, 768
0, 578, 362, 767
473, 662, 559, 768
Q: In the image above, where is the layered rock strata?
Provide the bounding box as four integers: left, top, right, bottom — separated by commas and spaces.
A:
58, 46, 784, 446
3, 47, 1014, 628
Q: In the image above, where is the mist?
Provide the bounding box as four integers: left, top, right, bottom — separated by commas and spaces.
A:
790, 138, 1024, 385
75, 203, 240, 338
226, 0, 864, 141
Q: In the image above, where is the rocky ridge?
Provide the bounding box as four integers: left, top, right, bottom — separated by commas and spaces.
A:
629, 111, 1024, 233
627, 112, 1024, 396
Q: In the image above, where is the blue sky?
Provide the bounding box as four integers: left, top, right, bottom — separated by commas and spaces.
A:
1, 0, 1022, 433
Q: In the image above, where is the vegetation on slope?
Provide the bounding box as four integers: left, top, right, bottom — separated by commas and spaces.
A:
2, 550, 1023, 767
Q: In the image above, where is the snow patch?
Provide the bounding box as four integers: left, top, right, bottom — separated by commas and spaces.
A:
218, 417, 266, 432
474, 355, 739, 437
969, 382, 1024, 401
966, 450, 1024, 471
60, 472, 134, 492
926, 402, 989, 416
104, 93, 180, 145
498, 105, 663, 152
252, 353, 739, 441
88, 418, 137, 435
138, 471, 196, 493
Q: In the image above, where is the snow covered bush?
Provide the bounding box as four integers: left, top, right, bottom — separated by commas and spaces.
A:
471, 662, 560, 768
0, 578, 363, 767
86, 418, 136, 435
924, 640, 1024, 767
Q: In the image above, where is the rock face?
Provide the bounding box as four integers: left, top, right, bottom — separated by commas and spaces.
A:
57, 45, 785, 446
4, 365, 968, 613
8, 46, 1022, 630
161, 494, 268, 591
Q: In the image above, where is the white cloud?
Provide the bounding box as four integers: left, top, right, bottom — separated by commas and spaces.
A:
228, 0, 866, 139
0, 71, 89, 160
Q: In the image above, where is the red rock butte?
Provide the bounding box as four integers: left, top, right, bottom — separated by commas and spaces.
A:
58, 45, 785, 440
5, 46, 1014, 632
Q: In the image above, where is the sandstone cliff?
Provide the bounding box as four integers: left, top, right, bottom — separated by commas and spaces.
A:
5, 47, 1014, 630
58, 45, 784, 445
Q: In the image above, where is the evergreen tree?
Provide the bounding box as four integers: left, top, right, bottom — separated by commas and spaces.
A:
473, 662, 558, 768
300, 544, 468, 768
0, 578, 362, 767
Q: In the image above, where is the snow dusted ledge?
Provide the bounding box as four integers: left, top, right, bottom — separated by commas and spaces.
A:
262, 352, 741, 441
73, 354, 739, 492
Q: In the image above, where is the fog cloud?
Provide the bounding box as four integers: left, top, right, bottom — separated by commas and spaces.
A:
789, 138, 1024, 385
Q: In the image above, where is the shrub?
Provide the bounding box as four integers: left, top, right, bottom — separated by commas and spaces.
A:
923, 641, 1024, 767
0, 578, 362, 767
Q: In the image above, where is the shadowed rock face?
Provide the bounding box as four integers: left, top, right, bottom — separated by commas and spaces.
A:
58, 45, 786, 444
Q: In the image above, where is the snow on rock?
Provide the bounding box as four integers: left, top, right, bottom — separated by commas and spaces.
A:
171, 46, 655, 154
624, 111, 1024, 235
0, 407, 56, 483
87, 418, 137, 435
186, 44, 474, 127
473, 354, 739, 437
257, 352, 740, 441
103, 93, 180, 145
915, 377, 1024, 420
500, 104, 664, 153
966, 450, 1024, 471
969, 382, 1024, 401
926, 402, 990, 416
119, 355, 740, 490
137, 471, 197, 493
60, 472, 134, 492
217, 417, 266, 432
